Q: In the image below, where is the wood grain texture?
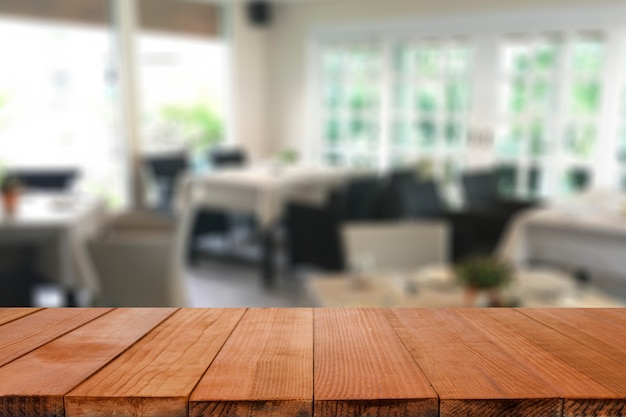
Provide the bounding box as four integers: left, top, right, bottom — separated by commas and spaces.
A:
445, 309, 620, 399
66, 308, 246, 417
0, 308, 176, 417
0, 307, 624, 417
504, 309, 626, 416
0, 308, 111, 367
0, 308, 41, 326
314, 309, 437, 417
385, 309, 562, 417
564, 399, 626, 417
518, 308, 626, 364
190, 308, 313, 417
441, 399, 558, 417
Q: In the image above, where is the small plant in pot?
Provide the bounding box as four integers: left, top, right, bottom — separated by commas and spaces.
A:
1, 174, 21, 216
455, 256, 513, 307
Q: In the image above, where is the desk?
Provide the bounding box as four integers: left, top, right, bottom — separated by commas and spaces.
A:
176, 164, 365, 287
0, 193, 105, 296
498, 190, 626, 283
0, 308, 624, 417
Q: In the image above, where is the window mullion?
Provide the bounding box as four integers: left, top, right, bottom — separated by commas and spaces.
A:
379, 36, 392, 172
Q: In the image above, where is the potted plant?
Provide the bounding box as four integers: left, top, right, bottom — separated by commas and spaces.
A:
1, 174, 21, 216
455, 256, 513, 307
278, 149, 299, 165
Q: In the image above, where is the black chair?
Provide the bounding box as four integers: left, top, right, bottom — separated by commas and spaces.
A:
285, 202, 345, 272
10, 169, 79, 191
461, 169, 535, 215
451, 169, 539, 262
143, 153, 188, 214
336, 176, 385, 221
209, 148, 247, 168
393, 179, 446, 219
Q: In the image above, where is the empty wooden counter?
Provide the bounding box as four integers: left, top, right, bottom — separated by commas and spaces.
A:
0, 307, 624, 417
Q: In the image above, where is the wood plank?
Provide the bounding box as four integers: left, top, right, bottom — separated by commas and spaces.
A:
0, 308, 41, 326
190, 308, 313, 417
385, 308, 562, 417
444, 309, 622, 399
314, 308, 437, 417
0, 308, 111, 367
518, 308, 626, 364
489, 308, 626, 417
0, 308, 176, 417
66, 308, 246, 417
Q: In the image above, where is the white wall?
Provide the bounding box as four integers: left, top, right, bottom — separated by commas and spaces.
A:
264, 0, 626, 160
228, 2, 270, 161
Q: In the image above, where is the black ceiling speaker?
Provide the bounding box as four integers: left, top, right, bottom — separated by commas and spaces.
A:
247, 1, 272, 27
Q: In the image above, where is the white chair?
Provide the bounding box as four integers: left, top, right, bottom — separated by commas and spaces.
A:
341, 221, 449, 271
88, 210, 190, 307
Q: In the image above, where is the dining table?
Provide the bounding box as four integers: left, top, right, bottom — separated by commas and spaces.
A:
0, 307, 624, 417
0, 192, 106, 300
175, 163, 368, 287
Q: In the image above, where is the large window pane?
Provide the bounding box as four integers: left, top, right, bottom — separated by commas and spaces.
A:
319, 42, 383, 167
138, 34, 227, 158
389, 40, 472, 179
0, 18, 124, 206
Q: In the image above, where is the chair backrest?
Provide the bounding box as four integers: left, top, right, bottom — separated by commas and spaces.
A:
144, 153, 188, 180
339, 176, 383, 221
394, 180, 445, 219
209, 148, 247, 168
10, 169, 79, 191
461, 170, 500, 210
285, 202, 344, 271
89, 210, 189, 307
143, 153, 188, 213
341, 221, 448, 271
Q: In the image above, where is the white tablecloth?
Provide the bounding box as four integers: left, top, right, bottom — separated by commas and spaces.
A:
497, 189, 626, 282
176, 164, 367, 227
0, 193, 106, 295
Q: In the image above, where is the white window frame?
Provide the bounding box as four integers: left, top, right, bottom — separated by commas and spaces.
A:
307, 4, 626, 196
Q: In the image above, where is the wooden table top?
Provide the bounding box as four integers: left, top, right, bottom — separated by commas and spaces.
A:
0, 308, 624, 417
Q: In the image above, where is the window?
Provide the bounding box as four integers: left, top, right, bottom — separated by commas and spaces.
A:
0, 19, 125, 206
496, 32, 606, 198
391, 40, 472, 184
321, 42, 383, 168
318, 38, 473, 184
139, 34, 228, 160
313, 8, 626, 200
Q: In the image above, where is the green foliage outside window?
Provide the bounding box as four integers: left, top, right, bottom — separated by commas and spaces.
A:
160, 102, 224, 153
565, 124, 597, 157
445, 121, 462, 145
572, 41, 604, 73
529, 122, 546, 156
446, 82, 466, 112
325, 119, 341, 145
416, 48, 441, 76
416, 89, 437, 113
570, 81, 601, 116
417, 120, 437, 148
534, 45, 557, 71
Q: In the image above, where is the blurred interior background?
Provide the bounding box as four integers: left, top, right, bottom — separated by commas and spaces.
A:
1, 0, 626, 308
